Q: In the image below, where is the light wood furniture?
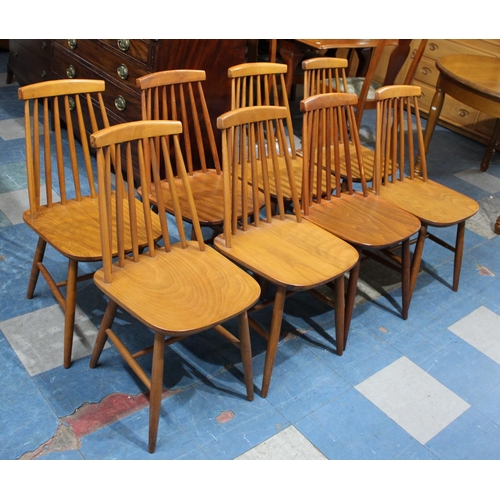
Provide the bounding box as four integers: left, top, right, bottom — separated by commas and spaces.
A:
301, 57, 375, 182
89, 119, 260, 454
418, 54, 500, 234
136, 69, 264, 242
300, 92, 421, 321
18, 79, 162, 368
373, 85, 480, 293
392, 39, 500, 149
227, 62, 302, 205
214, 105, 359, 397
9, 39, 247, 181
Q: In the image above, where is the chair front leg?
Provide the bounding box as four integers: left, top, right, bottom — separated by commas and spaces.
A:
410, 223, 427, 300
453, 221, 466, 292
89, 299, 118, 368
63, 259, 78, 369
401, 238, 411, 320
238, 311, 254, 401
148, 331, 166, 454
27, 237, 47, 299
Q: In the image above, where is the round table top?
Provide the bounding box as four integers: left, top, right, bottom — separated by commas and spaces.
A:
437, 54, 500, 100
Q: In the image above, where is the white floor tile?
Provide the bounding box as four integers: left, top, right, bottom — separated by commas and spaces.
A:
0, 186, 59, 225
235, 425, 327, 460
455, 168, 500, 194
0, 303, 105, 376
355, 356, 470, 444
467, 196, 500, 239
448, 306, 500, 364
0, 117, 26, 140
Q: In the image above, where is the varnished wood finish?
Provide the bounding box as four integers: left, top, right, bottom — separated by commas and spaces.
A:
89, 120, 260, 453
18, 79, 162, 369
214, 105, 359, 397
302, 57, 375, 182
300, 92, 421, 321
373, 85, 479, 292
136, 69, 263, 240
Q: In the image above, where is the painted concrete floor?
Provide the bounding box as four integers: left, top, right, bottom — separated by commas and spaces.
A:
1, 48, 500, 492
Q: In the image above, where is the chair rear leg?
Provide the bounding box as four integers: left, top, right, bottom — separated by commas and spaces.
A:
27, 237, 47, 299
148, 331, 166, 454
401, 238, 411, 320
261, 284, 287, 398
334, 274, 346, 355
63, 259, 78, 369
238, 311, 254, 401
344, 257, 360, 351
89, 299, 119, 368
453, 221, 466, 292
410, 223, 427, 300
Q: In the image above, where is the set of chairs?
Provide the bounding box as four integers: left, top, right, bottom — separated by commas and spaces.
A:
18, 56, 479, 453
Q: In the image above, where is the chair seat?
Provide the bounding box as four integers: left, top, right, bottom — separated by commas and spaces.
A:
93, 242, 260, 335
304, 191, 421, 248
23, 195, 162, 260
377, 177, 480, 226
214, 214, 359, 289
145, 169, 265, 226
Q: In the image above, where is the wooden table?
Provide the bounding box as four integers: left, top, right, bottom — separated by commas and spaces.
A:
278, 39, 401, 98
421, 54, 500, 234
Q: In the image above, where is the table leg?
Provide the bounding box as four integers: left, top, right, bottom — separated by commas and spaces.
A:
416, 79, 445, 173
278, 40, 308, 98
480, 118, 500, 172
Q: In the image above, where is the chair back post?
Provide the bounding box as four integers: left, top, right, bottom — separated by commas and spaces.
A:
374, 85, 427, 191
18, 79, 107, 219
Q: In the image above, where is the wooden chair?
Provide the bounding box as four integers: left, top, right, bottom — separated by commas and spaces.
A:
213, 105, 360, 397
227, 62, 304, 206
18, 79, 162, 369
136, 69, 263, 242
300, 92, 421, 322
89, 119, 261, 454
302, 56, 375, 183
349, 39, 428, 126
372, 85, 479, 295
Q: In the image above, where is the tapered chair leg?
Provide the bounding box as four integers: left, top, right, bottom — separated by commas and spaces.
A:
63, 259, 78, 368
334, 274, 345, 355
90, 299, 119, 368
238, 311, 254, 401
401, 239, 411, 320
344, 257, 360, 351
261, 284, 287, 398
453, 221, 466, 292
410, 224, 428, 299
148, 332, 166, 454
27, 237, 47, 299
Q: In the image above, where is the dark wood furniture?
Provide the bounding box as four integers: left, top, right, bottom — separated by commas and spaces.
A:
8, 39, 247, 177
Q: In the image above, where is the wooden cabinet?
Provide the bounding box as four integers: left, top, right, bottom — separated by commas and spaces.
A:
375, 39, 500, 146
9, 39, 247, 177
7, 40, 52, 86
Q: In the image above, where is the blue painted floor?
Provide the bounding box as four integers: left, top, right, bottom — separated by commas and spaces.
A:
1, 46, 500, 485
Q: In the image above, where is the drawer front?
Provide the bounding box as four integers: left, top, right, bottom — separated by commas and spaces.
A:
53, 40, 151, 93
99, 39, 152, 65
52, 47, 142, 124
413, 56, 439, 88
425, 39, 488, 62
9, 39, 52, 85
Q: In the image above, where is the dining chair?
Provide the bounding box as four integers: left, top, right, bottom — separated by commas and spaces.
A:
300, 92, 421, 323
227, 62, 304, 207
348, 39, 428, 126
18, 79, 162, 369
372, 85, 479, 295
89, 119, 261, 454
136, 69, 263, 242
301, 56, 375, 183
213, 105, 360, 397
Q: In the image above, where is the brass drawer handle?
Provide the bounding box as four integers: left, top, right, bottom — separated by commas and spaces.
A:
117, 63, 129, 80
67, 39, 77, 50
458, 109, 469, 118
115, 95, 126, 112
41, 70, 47, 78
421, 66, 431, 76
428, 42, 439, 51
117, 39, 130, 52
68, 96, 75, 111
66, 65, 76, 79
41, 42, 47, 50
